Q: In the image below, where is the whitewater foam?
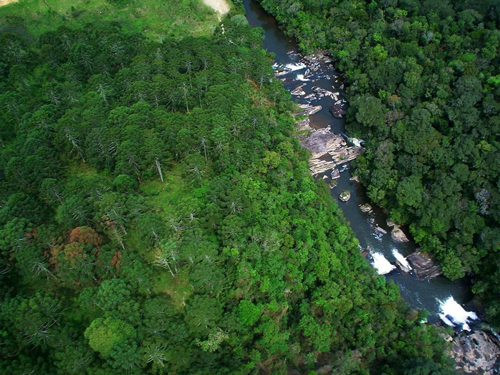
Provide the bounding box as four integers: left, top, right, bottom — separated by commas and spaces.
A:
392, 249, 411, 271
371, 252, 396, 275
438, 296, 478, 331
285, 63, 306, 71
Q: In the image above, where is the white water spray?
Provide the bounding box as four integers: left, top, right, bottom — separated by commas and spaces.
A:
285, 62, 306, 71
371, 252, 396, 275
438, 296, 478, 331
392, 249, 411, 272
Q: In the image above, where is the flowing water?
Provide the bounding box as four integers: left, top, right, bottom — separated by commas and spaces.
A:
243, 0, 476, 327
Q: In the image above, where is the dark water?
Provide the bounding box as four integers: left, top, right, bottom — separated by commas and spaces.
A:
243, 0, 473, 322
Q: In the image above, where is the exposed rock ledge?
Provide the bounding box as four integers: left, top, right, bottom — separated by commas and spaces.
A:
294, 118, 312, 134
446, 330, 500, 374
406, 250, 442, 280
298, 127, 362, 175
391, 225, 409, 242
292, 103, 322, 117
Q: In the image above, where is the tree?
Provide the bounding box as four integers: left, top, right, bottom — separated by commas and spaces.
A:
79, 278, 140, 322
185, 295, 223, 337
85, 317, 136, 358
352, 95, 387, 131
397, 175, 424, 209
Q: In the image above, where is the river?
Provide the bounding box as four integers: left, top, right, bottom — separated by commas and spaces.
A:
242, 0, 475, 327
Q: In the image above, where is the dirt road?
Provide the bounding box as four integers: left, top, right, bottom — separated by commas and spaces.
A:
202, 0, 230, 19
0, 0, 18, 7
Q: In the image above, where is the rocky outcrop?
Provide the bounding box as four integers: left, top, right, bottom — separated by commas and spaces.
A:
392, 249, 412, 273
359, 203, 373, 213
311, 86, 340, 100
329, 101, 347, 118
291, 83, 306, 96
406, 250, 442, 280
294, 118, 312, 134
391, 225, 409, 242
276, 51, 348, 123
396, 259, 412, 273
301, 51, 332, 72
374, 226, 387, 235
300, 128, 362, 175
331, 168, 340, 179
278, 51, 333, 83
292, 103, 322, 117
276, 51, 360, 177
301, 128, 344, 157
339, 190, 351, 202
450, 331, 500, 374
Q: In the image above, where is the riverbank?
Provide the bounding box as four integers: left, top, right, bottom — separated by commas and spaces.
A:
254, 0, 500, 335
266, 42, 473, 323
281, 46, 498, 375
242, 0, 500, 372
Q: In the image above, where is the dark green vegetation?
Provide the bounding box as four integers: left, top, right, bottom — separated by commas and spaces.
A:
258, 0, 500, 323
0, 3, 454, 375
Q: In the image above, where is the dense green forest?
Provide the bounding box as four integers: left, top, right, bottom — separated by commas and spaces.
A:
257, 0, 500, 323
0, 1, 456, 374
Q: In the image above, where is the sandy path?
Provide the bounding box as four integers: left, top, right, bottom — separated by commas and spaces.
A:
0, 0, 18, 7
202, 0, 230, 19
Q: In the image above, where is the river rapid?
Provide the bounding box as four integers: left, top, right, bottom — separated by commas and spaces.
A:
242, 0, 476, 328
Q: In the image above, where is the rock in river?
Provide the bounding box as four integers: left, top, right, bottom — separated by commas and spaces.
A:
450, 330, 500, 374
406, 250, 442, 280
292, 103, 322, 117
339, 190, 351, 202
391, 225, 409, 242
392, 249, 412, 273
331, 168, 340, 179
374, 226, 387, 235
359, 203, 372, 213
329, 101, 346, 118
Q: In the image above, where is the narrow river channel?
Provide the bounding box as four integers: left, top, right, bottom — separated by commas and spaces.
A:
243, 0, 475, 327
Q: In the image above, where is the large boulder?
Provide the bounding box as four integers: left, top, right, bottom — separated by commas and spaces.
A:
300, 128, 344, 156
359, 203, 373, 213
391, 225, 409, 242
329, 101, 346, 118
450, 330, 500, 374
406, 250, 442, 280
339, 190, 351, 202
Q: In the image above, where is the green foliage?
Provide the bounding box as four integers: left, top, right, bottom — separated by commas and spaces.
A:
257, 0, 500, 325
85, 317, 136, 357
238, 300, 262, 326
0, 5, 454, 375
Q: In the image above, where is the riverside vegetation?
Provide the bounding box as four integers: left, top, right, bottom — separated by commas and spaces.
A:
256, 0, 500, 325
0, 1, 455, 374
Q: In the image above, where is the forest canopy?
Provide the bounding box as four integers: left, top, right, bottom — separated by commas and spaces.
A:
0, 1, 455, 374
257, 0, 500, 324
